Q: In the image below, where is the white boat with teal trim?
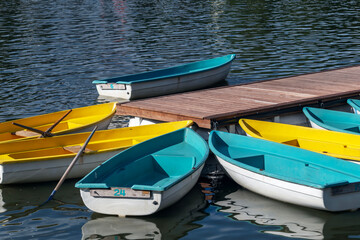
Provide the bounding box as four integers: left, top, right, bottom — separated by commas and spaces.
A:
209, 130, 360, 212
76, 128, 208, 216
303, 107, 360, 134
93, 54, 236, 100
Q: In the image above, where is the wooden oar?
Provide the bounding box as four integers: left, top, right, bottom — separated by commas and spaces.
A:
12, 109, 72, 138
41, 126, 98, 206
44, 109, 72, 136
12, 122, 52, 137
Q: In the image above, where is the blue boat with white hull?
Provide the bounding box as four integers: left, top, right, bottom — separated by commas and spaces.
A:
303, 107, 360, 134
76, 128, 208, 216
93, 54, 236, 100
209, 130, 360, 212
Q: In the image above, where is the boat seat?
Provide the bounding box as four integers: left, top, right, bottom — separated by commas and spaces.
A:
344, 126, 360, 133
236, 155, 265, 170
63, 145, 94, 153
13, 130, 40, 137
229, 148, 265, 170
282, 139, 300, 147
132, 177, 179, 191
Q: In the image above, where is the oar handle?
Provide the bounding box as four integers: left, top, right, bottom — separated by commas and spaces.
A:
45, 109, 72, 134
53, 126, 98, 192
42, 126, 98, 206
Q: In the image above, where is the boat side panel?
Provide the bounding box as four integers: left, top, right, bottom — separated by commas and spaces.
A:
217, 157, 327, 210
96, 62, 231, 99
216, 153, 360, 211
158, 165, 204, 211
0, 150, 122, 184
93, 54, 235, 84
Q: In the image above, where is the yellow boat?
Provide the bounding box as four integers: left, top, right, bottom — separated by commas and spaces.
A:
239, 118, 360, 162
0, 120, 193, 184
0, 102, 117, 143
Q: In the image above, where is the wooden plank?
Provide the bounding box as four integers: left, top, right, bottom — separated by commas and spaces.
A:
207, 89, 360, 121
117, 65, 360, 129
241, 83, 320, 96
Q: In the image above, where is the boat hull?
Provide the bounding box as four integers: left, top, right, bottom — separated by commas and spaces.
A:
308, 119, 326, 130
95, 63, 231, 99
0, 150, 123, 184
79, 165, 204, 216
95, 55, 234, 99
0, 102, 117, 143
216, 156, 360, 212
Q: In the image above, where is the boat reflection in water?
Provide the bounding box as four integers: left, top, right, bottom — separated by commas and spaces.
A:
82, 184, 208, 239
82, 217, 161, 240
0, 179, 82, 213
215, 188, 360, 239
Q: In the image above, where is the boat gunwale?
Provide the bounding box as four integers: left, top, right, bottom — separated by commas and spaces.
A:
92, 54, 236, 85
347, 99, 360, 112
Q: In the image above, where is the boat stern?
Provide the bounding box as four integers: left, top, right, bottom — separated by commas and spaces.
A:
323, 182, 360, 212
95, 83, 132, 99
79, 188, 162, 217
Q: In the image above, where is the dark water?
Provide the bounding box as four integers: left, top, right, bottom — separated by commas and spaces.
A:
0, 0, 360, 239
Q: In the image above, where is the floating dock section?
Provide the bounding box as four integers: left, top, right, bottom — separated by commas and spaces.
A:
116, 65, 360, 129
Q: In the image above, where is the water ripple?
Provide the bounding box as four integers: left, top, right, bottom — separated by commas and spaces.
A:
0, 0, 359, 238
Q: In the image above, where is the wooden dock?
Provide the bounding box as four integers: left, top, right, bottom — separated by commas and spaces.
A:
116, 65, 360, 129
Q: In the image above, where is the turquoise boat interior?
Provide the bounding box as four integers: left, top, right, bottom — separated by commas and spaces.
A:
347, 99, 360, 113
76, 128, 208, 191
92, 54, 236, 84
303, 107, 360, 134
209, 131, 360, 189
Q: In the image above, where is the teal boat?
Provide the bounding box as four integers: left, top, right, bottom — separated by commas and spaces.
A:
93, 54, 236, 99
347, 99, 360, 114
76, 128, 209, 216
209, 130, 360, 212
303, 107, 360, 134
